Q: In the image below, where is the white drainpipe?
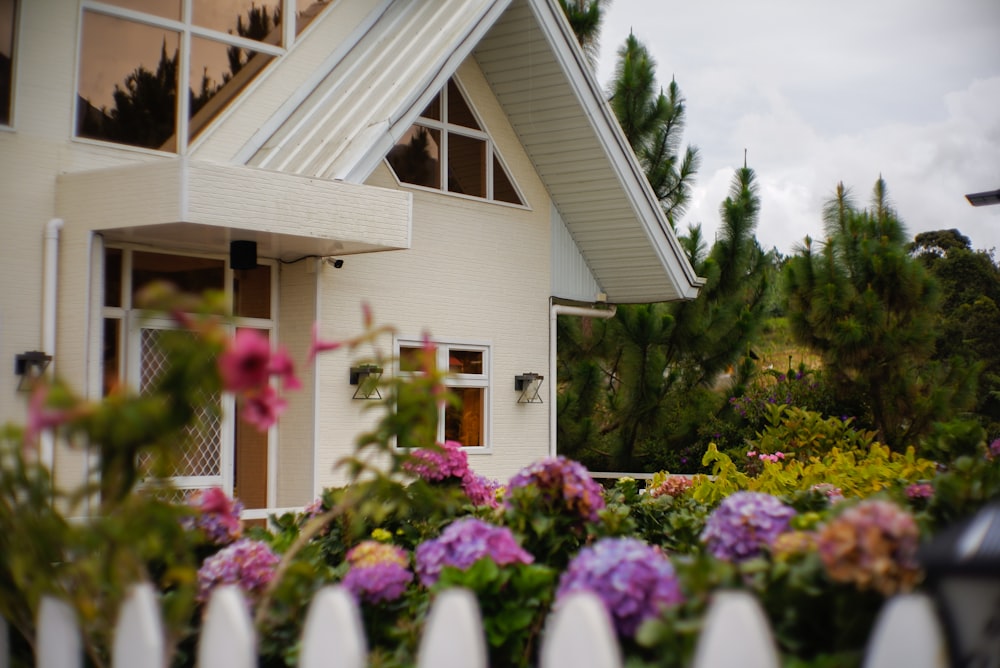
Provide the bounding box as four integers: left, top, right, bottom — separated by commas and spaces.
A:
548, 301, 617, 457
40, 218, 63, 470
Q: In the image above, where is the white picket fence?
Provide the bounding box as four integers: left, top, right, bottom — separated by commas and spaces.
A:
1, 584, 950, 668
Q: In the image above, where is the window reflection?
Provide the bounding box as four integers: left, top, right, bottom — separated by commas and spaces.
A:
0, 0, 14, 126
449, 350, 483, 374
75, 1, 331, 152
193, 1, 281, 40
386, 78, 523, 205
189, 35, 274, 140
99, 0, 180, 21
387, 126, 441, 189
445, 387, 484, 447
448, 133, 486, 197
76, 12, 180, 150
131, 251, 224, 300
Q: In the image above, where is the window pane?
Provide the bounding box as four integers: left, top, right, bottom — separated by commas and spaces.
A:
102, 318, 121, 396
296, 0, 328, 35
233, 265, 271, 318
419, 91, 441, 121
131, 251, 224, 301
493, 156, 523, 205
99, 0, 181, 20
445, 387, 484, 447
399, 346, 424, 373
447, 133, 485, 197
449, 349, 482, 375
77, 11, 179, 151
193, 1, 282, 44
387, 125, 440, 189
0, 0, 15, 126
447, 79, 479, 130
189, 35, 275, 139
104, 247, 122, 307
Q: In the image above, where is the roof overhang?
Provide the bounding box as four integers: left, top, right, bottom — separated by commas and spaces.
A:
55, 159, 411, 260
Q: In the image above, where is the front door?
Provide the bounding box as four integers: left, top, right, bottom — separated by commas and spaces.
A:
102, 247, 274, 507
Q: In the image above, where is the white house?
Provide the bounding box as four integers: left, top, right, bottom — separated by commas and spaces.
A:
0, 0, 702, 517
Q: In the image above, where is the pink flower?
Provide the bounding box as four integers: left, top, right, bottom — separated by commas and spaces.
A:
746, 451, 757, 458
268, 348, 301, 390
242, 386, 287, 431
25, 384, 76, 445
307, 323, 342, 364
219, 330, 272, 392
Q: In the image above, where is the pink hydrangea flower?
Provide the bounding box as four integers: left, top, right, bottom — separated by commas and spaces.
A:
184, 487, 243, 545
404, 440, 470, 482
197, 538, 279, 602
505, 457, 606, 522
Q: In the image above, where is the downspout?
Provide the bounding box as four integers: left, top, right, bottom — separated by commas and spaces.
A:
549, 301, 617, 457
41, 218, 64, 470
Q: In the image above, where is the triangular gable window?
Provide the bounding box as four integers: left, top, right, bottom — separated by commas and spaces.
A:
387, 79, 524, 206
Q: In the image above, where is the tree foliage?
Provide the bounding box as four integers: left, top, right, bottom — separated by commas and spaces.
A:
783, 181, 978, 450
556, 0, 609, 67
912, 229, 1000, 437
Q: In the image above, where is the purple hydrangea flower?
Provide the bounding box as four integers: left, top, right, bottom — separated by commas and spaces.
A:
556, 538, 684, 637
183, 487, 243, 545
197, 538, 279, 602
341, 541, 413, 604
414, 518, 533, 587
701, 491, 797, 562
404, 440, 470, 482
505, 456, 606, 522
988, 438, 1000, 460
461, 471, 502, 508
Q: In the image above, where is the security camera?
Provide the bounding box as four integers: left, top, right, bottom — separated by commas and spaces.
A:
327, 258, 344, 269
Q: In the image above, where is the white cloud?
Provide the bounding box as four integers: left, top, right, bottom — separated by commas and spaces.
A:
596, 0, 1000, 255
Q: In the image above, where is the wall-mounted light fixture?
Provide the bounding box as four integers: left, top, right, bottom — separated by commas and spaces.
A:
15, 351, 52, 392
514, 372, 544, 404
349, 364, 383, 399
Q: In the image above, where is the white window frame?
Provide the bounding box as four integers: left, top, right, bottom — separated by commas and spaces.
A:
75, 0, 314, 154
387, 77, 527, 207
395, 336, 493, 453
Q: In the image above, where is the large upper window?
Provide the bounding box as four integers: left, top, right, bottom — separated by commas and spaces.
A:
397, 338, 491, 449
76, 0, 324, 152
0, 0, 15, 126
386, 79, 524, 205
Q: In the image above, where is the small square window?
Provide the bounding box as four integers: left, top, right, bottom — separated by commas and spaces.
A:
397, 338, 490, 449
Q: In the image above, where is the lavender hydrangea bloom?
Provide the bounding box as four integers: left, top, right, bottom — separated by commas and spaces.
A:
341, 541, 413, 604
701, 491, 797, 562
183, 487, 243, 545
461, 471, 501, 508
556, 538, 684, 637
197, 538, 279, 602
505, 456, 606, 522
414, 518, 533, 587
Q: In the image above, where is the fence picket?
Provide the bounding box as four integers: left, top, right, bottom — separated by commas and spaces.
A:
5, 585, 955, 667
540, 592, 621, 668
36, 597, 81, 668
113, 584, 165, 668
691, 590, 779, 668
197, 586, 255, 668
416, 588, 487, 668
862, 593, 948, 668
299, 586, 366, 668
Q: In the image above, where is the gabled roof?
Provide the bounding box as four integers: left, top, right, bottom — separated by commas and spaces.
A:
200, 0, 704, 303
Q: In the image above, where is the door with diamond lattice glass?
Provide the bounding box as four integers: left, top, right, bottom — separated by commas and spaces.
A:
132, 319, 232, 494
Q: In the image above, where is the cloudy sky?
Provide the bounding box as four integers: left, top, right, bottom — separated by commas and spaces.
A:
594, 0, 1000, 255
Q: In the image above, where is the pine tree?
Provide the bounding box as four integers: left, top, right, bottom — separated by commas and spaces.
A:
783, 180, 977, 449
